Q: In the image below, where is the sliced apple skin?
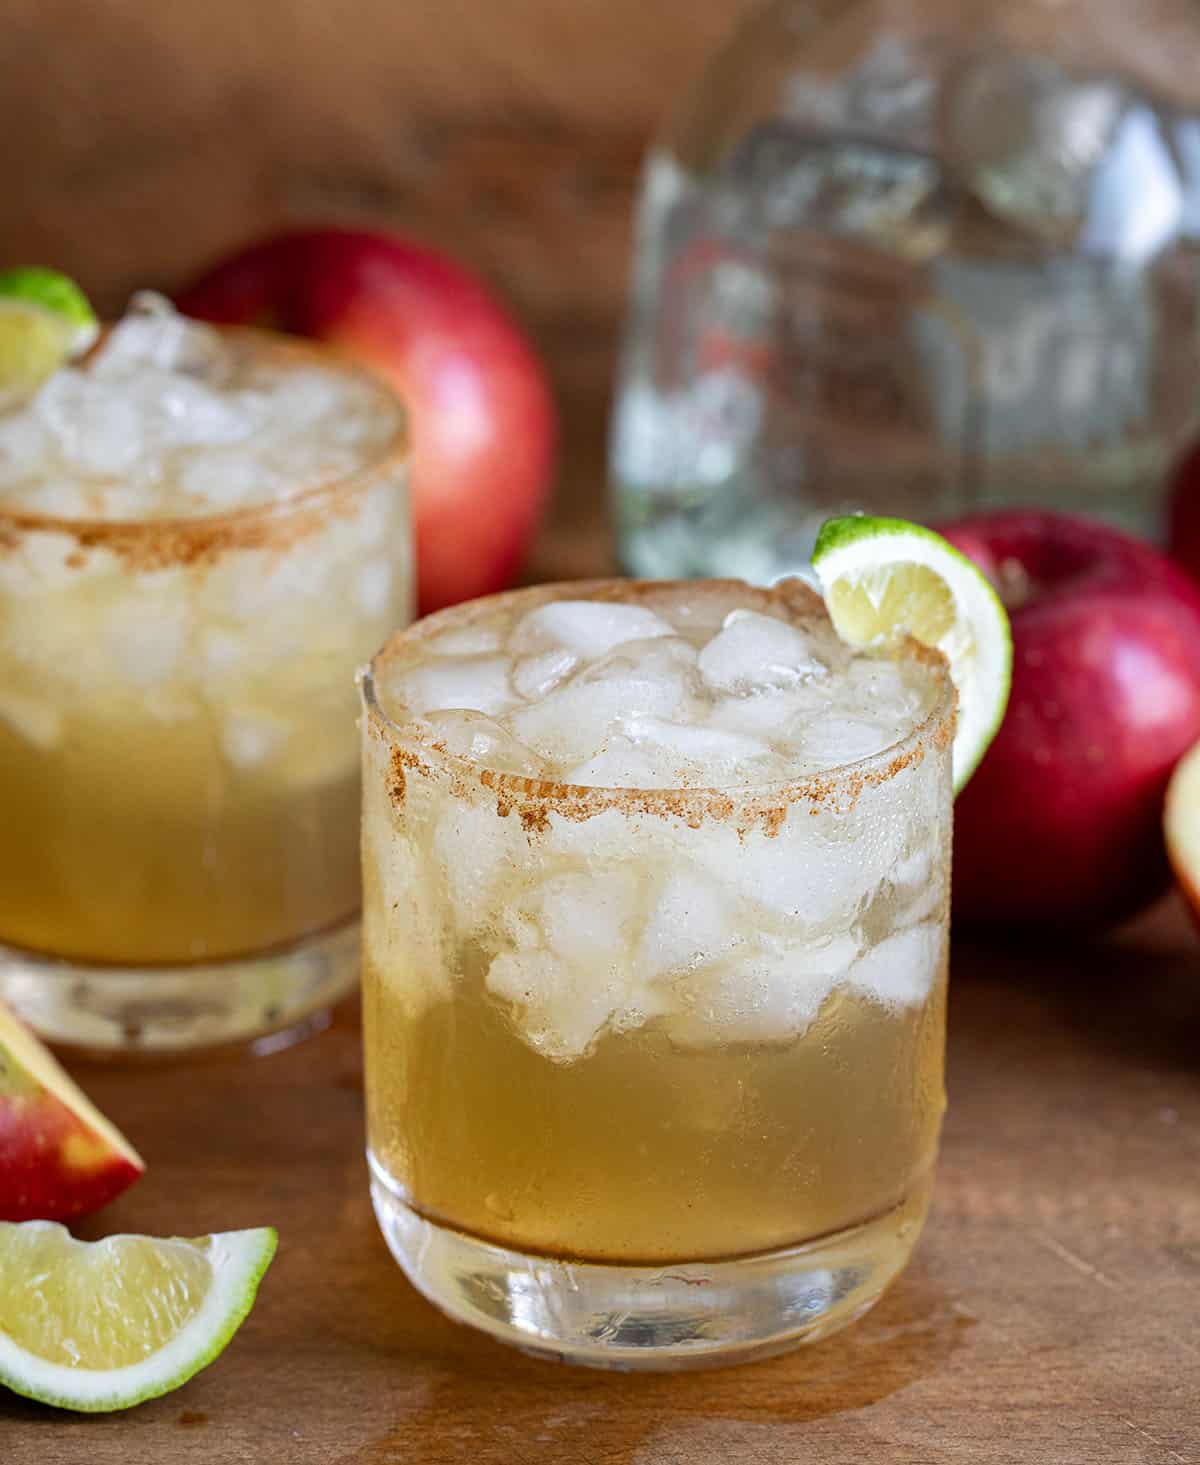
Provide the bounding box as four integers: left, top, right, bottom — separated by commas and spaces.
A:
0, 1002, 144, 1222
1166, 739, 1200, 928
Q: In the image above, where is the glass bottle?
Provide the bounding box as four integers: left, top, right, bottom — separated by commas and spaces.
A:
611, 0, 1200, 580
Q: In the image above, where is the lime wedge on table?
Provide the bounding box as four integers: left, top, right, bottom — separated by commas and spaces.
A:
812, 515, 1012, 792
0, 267, 99, 400
0, 1221, 276, 1412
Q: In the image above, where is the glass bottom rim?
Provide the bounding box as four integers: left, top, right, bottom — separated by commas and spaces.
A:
0, 919, 361, 1056
369, 1151, 932, 1371
0, 910, 357, 974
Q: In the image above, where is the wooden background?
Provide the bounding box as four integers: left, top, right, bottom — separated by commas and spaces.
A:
4, 0, 758, 576
5, 0, 753, 316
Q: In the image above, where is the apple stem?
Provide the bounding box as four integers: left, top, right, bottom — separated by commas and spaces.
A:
996, 556, 1036, 610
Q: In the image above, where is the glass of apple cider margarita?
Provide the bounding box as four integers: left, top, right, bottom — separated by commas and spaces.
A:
0, 295, 410, 1053
360, 575, 954, 1369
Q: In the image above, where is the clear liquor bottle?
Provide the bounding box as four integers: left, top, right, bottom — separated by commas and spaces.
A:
611, 0, 1200, 581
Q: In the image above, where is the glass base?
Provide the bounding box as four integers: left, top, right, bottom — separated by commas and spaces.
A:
369, 1153, 930, 1371
0, 921, 360, 1056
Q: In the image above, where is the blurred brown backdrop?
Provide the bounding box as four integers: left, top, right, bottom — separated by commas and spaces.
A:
5, 0, 754, 570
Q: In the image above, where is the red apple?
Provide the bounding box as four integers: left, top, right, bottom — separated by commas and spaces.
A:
937, 511, 1200, 928
1168, 437, 1200, 584
0, 1002, 143, 1221
176, 228, 556, 615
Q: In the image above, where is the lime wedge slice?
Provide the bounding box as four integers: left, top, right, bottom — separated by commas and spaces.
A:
0, 267, 99, 401
812, 515, 1012, 791
0, 1221, 276, 1412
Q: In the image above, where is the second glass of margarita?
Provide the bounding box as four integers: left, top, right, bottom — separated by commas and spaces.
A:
0, 295, 410, 1052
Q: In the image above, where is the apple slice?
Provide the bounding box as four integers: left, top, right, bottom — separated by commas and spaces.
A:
0, 1002, 143, 1222
1165, 739, 1200, 920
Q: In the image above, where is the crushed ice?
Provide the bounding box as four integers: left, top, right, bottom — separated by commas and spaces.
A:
0, 293, 397, 519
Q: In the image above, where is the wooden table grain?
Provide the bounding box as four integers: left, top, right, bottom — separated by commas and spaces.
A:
2, 904, 1197, 1462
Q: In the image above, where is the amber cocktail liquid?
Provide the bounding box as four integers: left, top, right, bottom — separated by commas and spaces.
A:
0, 296, 409, 1052
361, 578, 954, 1368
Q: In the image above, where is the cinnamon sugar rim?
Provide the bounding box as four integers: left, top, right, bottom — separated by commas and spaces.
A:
361, 578, 958, 821
0, 327, 408, 568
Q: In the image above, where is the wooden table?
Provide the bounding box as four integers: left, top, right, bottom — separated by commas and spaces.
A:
3, 908, 1197, 1463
